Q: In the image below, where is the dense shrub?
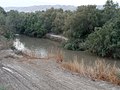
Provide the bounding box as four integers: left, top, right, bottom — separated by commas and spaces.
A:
0, 0, 120, 59
86, 19, 120, 58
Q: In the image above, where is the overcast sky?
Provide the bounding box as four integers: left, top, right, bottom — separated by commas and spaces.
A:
0, 0, 119, 7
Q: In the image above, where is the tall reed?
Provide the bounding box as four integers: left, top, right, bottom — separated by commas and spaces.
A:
62, 59, 120, 85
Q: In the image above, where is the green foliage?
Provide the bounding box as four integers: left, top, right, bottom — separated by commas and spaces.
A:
65, 5, 99, 40
86, 18, 120, 58
9, 8, 68, 37
19, 12, 47, 37
0, 0, 120, 59
63, 0, 120, 59
42, 8, 66, 34
0, 86, 5, 90
103, 0, 118, 21
6, 10, 22, 33
3, 30, 14, 39
0, 7, 6, 25
84, 0, 120, 58
64, 40, 80, 50
64, 5, 99, 50
64, 39, 85, 51
0, 7, 14, 39
0, 14, 6, 25
51, 12, 64, 34
0, 7, 6, 15
0, 26, 14, 39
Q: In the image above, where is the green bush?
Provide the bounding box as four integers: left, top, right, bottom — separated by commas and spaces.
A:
64, 39, 85, 51
86, 18, 120, 58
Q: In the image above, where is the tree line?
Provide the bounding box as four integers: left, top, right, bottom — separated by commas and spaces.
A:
0, 0, 120, 59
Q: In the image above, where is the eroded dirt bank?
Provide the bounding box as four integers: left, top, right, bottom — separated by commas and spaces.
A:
0, 50, 120, 90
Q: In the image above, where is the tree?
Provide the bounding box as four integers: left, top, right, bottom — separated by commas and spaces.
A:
64, 5, 99, 50
6, 10, 23, 33
103, 0, 118, 23
51, 11, 65, 34
0, 7, 6, 15
65, 5, 99, 40
42, 8, 56, 32
0, 7, 6, 25
86, 17, 120, 58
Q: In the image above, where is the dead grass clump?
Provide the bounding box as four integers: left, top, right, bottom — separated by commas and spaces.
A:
21, 50, 42, 60
62, 58, 87, 75
21, 50, 55, 60
62, 60, 120, 85
55, 50, 63, 63
88, 60, 120, 85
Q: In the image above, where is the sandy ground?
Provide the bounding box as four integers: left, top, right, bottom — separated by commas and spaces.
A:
0, 50, 120, 90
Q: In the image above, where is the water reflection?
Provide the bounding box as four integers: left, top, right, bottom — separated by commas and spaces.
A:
13, 39, 25, 51
17, 35, 120, 67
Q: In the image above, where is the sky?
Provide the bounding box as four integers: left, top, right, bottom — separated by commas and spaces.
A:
0, 0, 120, 7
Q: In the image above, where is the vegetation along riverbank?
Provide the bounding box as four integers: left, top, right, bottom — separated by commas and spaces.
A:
0, 0, 120, 89
0, 37, 120, 88
0, 0, 120, 59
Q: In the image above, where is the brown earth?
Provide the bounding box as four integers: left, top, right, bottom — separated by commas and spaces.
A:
0, 50, 120, 90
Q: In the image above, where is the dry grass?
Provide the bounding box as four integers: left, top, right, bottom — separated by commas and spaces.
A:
17, 48, 120, 85
20, 49, 64, 65
55, 50, 63, 63
21, 50, 44, 60
62, 59, 120, 85
22, 50, 38, 59
19, 50, 39, 60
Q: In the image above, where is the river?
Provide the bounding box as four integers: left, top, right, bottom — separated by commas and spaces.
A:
16, 35, 120, 67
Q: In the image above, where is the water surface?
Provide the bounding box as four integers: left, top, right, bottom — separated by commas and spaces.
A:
17, 35, 120, 67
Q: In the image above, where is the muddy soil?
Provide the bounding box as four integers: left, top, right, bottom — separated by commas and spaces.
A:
0, 50, 120, 90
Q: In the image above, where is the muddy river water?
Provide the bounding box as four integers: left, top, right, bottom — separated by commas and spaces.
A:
17, 35, 120, 67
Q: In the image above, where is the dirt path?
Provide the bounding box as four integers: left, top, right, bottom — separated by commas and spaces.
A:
0, 50, 120, 90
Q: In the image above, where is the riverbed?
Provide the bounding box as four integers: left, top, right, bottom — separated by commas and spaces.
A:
17, 35, 120, 67
0, 35, 120, 90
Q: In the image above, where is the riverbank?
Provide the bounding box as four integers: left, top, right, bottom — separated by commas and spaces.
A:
0, 49, 120, 90
0, 37, 120, 90
45, 33, 68, 42
62, 60, 120, 85
0, 36, 13, 50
